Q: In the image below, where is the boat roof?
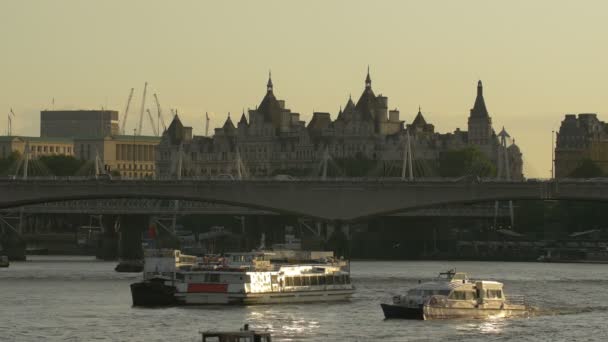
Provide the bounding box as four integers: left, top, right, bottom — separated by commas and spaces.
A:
412, 281, 464, 291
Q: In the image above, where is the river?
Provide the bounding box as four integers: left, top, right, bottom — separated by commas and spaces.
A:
1, 256, 607, 341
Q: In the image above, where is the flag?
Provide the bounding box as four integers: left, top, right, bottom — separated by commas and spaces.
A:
148, 224, 157, 239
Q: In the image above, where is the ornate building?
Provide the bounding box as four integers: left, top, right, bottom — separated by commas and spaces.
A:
156, 71, 523, 180
555, 113, 608, 178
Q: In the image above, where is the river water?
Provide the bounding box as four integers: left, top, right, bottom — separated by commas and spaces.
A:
1, 256, 607, 341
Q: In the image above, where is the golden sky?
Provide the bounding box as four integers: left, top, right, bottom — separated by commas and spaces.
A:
2, 0, 607, 177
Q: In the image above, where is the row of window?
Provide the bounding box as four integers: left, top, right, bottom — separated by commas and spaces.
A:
284, 274, 350, 287
32, 145, 72, 154
117, 163, 154, 171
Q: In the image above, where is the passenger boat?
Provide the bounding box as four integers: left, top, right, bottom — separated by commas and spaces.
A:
200, 324, 271, 342
131, 248, 354, 306
0, 255, 9, 268
381, 269, 531, 320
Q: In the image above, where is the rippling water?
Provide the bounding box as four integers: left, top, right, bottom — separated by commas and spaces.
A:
1, 256, 608, 341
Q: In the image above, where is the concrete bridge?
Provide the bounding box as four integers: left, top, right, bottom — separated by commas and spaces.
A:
0, 179, 604, 221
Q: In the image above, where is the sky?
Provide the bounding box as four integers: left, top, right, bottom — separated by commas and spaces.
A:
1, 0, 607, 178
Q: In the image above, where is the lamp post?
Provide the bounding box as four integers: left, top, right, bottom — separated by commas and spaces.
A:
132, 128, 136, 179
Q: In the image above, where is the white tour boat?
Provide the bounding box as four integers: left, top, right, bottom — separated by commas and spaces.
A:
131, 248, 354, 306
381, 270, 531, 320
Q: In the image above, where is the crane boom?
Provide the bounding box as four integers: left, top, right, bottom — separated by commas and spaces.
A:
146, 109, 159, 136
153, 93, 167, 132
120, 88, 134, 134
137, 82, 148, 135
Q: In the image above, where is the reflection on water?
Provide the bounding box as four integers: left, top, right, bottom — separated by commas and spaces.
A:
458, 317, 506, 335
2, 257, 608, 341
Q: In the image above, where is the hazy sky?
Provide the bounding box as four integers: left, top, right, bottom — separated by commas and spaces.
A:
2, 1, 607, 177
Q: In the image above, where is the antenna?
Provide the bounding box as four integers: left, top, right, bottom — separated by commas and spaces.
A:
8, 108, 15, 136
205, 112, 210, 136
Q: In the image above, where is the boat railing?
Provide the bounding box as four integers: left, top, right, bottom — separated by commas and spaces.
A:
505, 294, 527, 306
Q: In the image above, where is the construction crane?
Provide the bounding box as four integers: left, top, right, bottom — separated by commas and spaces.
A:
137, 82, 148, 136
146, 108, 159, 136
8, 108, 15, 136
153, 93, 167, 133
120, 88, 134, 135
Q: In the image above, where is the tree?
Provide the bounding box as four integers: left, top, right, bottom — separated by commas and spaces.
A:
438, 147, 496, 178
38, 155, 86, 176
569, 159, 604, 178
0, 151, 21, 175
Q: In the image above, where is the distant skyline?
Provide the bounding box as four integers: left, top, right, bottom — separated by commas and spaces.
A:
2, 0, 608, 178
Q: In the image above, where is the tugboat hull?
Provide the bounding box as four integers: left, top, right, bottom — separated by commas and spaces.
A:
130, 280, 176, 307
381, 304, 423, 319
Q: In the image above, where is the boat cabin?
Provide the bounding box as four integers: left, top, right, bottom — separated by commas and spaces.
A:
201, 325, 271, 342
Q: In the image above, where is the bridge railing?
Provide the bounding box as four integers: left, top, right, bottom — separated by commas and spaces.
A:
0, 175, 536, 183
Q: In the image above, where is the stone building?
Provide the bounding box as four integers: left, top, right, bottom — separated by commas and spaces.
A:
0, 136, 74, 159
156, 72, 523, 180
555, 113, 608, 178
74, 135, 160, 178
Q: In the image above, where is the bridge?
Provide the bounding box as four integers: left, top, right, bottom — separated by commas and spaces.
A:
0, 178, 602, 221
0, 199, 511, 218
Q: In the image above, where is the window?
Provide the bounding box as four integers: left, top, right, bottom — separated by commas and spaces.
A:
310, 276, 318, 286
293, 277, 302, 286
286, 277, 293, 287
326, 275, 334, 285
318, 275, 326, 285
487, 289, 502, 299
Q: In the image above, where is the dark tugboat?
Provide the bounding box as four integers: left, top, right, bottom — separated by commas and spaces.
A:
131, 277, 177, 306
130, 249, 196, 307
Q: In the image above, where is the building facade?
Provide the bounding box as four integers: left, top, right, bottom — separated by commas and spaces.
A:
41, 110, 119, 138
555, 113, 608, 178
0, 136, 74, 159
74, 135, 160, 178
155, 72, 523, 180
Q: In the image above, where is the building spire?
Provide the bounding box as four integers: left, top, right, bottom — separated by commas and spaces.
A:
267, 70, 273, 93
470, 79, 489, 118
365, 65, 372, 89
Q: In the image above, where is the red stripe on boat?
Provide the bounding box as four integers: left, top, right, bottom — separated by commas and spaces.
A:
187, 283, 228, 293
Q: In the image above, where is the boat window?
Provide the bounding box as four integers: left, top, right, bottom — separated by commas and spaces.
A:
318, 275, 326, 285
271, 275, 278, 284
311, 276, 319, 286
465, 291, 476, 300
487, 289, 503, 299
294, 277, 302, 286
326, 275, 335, 285
285, 277, 293, 286
344, 275, 350, 284
205, 273, 220, 283
303, 276, 311, 286
450, 291, 466, 300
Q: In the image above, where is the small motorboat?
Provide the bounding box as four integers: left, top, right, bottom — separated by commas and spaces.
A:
381, 269, 532, 320
0, 255, 9, 268
200, 324, 271, 342
115, 259, 144, 273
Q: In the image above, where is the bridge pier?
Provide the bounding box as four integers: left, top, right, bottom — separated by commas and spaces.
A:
117, 215, 149, 260
96, 215, 119, 260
